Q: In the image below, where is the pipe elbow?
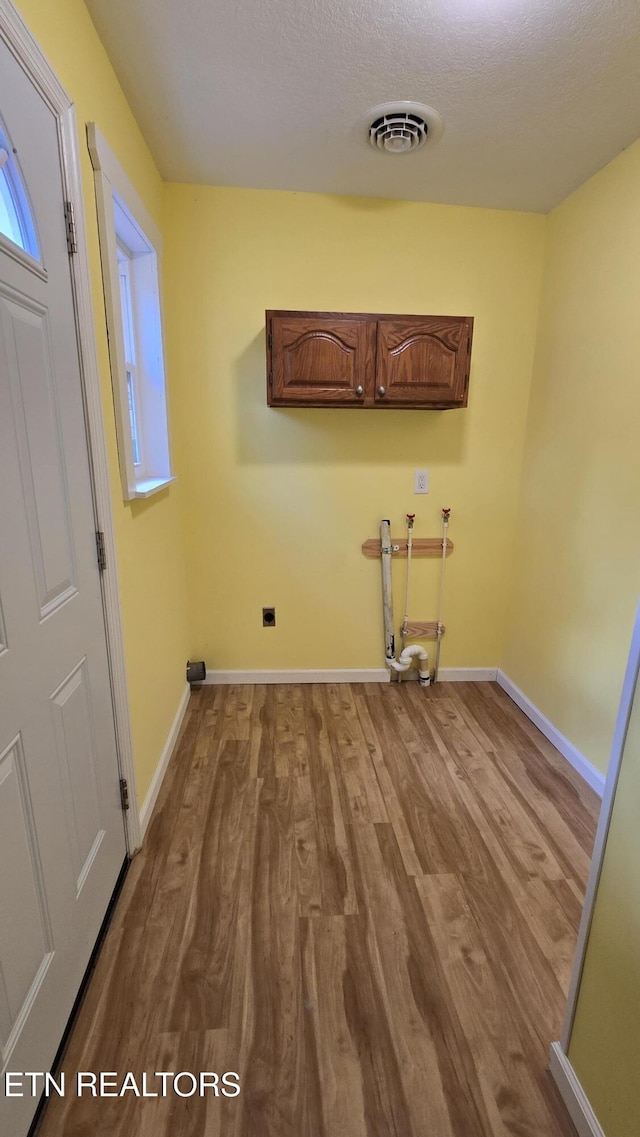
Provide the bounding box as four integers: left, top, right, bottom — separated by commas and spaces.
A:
398, 644, 430, 683
399, 644, 428, 664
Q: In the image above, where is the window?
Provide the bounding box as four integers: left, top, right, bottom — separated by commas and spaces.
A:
116, 245, 142, 467
87, 123, 173, 500
0, 125, 40, 259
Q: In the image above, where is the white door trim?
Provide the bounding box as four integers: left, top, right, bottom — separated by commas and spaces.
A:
0, 0, 140, 851
556, 598, 640, 1050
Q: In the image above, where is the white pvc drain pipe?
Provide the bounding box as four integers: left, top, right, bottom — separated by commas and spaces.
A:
380, 518, 430, 686
433, 507, 450, 684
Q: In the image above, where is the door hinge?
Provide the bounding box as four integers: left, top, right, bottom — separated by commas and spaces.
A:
64, 200, 77, 255
95, 530, 107, 572
119, 778, 130, 812
268, 331, 273, 349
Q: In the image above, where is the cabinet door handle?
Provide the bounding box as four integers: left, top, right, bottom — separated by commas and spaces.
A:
377, 385, 386, 397
355, 385, 364, 397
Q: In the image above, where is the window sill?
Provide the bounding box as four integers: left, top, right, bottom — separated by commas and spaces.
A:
133, 476, 176, 499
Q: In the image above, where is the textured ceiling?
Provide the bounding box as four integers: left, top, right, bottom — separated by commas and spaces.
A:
85, 0, 640, 212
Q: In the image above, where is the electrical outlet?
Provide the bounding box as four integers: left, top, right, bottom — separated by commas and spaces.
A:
414, 469, 429, 494
262, 607, 276, 627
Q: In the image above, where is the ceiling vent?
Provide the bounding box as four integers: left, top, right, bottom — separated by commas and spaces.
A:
366, 102, 443, 155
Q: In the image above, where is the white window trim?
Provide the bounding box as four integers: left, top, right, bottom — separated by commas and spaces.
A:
87, 122, 175, 500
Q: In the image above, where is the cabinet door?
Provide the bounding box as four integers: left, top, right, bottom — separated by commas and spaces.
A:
375, 316, 473, 407
268, 313, 375, 406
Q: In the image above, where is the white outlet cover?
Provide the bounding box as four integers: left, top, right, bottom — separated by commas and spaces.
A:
414, 469, 429, 494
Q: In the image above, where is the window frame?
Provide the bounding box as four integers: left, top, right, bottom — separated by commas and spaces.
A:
116, 242, 143, 470
87, 122, 174, 501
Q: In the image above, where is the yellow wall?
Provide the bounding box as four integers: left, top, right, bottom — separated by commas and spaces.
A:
568, 661, 640, 1136
11, 8, 640, 1131
163, 185, 545, 672
503, 138, 640, 774
15, 0, 190, 805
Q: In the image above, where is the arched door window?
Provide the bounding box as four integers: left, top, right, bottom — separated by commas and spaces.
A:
0, 125, 40, 259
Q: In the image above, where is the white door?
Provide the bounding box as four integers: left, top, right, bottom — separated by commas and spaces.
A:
0, 36, 127, 1137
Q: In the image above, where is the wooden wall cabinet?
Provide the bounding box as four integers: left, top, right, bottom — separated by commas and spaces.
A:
266, 310, 473, 409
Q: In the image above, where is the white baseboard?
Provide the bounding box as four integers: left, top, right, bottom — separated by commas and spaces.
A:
203, 667, 497, 685
139, 683, 191, 841
549, 1042, 605, 1137
496, 671, 605, 797
399, 666, 498, 682
436, 667, 497, 682
204, 668, 390, 684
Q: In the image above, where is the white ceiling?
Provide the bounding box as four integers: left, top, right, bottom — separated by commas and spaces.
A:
85, 0, 640, 213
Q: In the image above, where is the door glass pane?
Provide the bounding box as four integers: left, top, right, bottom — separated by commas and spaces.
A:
0, 128, 40, 260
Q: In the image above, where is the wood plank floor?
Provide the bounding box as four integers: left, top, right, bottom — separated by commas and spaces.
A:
37, 681, 599, 1137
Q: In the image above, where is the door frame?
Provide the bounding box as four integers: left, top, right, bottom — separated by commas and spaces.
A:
0, 0, 141, 851
555, 598, 640, 1050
